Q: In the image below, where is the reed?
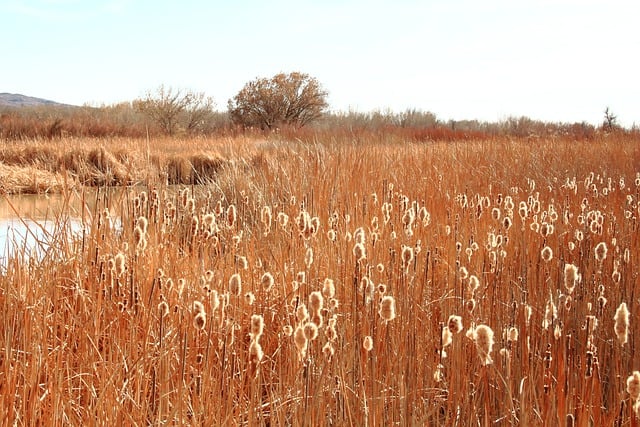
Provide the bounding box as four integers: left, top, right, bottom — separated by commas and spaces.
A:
0, 134, 639, 424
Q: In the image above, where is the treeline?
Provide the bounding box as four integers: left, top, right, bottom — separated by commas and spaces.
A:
0, 103, 633, 141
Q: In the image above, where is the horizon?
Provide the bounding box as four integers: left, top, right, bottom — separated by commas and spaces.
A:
2, 0, 639, 127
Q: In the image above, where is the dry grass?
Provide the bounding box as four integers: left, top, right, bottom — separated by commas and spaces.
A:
0, 134, 639, 425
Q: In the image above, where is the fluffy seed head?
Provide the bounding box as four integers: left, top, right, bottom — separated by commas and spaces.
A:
353, 242, 366, 262
595, 241, 608, 262
473, 324, 495, 365
363, 335, 373, 352
614, 302, 630, 345
447, 315, 463, 334
250, 314, 264, 339
627, 371, 640, 401
541, 246, 553, 262
309, 291, 324, 314
261, 272, 275, 292
322, 278, 335, 299
303, 322, 319, 341
379, 295, 397, 322
249, 340, 264, 363
564, 263, 579, 294
193, 312, 206, 331
229, 273, 242, 296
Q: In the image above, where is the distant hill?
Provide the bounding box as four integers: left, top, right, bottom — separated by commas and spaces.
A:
0, 93, 72, 108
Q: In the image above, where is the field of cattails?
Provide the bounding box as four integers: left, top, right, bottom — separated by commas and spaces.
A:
1, 134, 639, 425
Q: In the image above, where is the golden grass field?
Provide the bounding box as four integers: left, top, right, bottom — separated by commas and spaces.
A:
1, 134, 640, 425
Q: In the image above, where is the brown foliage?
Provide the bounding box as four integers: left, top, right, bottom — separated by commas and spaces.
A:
228, 72, 329, 129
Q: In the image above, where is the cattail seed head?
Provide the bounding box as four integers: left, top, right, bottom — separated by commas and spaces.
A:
114, 253, 126, 276
296, 304, 309, 323
627, 371, 640, 402
595, 241, 608, 262
303, 322, 319, 341
474, 324, 495, 365
249, 340, 264, 363
193, 312, 206, 331
353, 242, 366, 262
614, 302, 630, 345
229, 273, 242, 296
322, 278, 336, 299
244, 292, 255, 306
379, 295, 397, 322
309, 291, 324, 314
193, 301, 205, 314
158, 301, 169, 318
507, 327, 518, 343
447, 315, 463, 334
564, 263, 579, 294
261, 272, 274, 292
363, 335, 373, 352
250, 314, 264, 340
541, 246, 553, 262
401, 245, 414, 269
283, 325, 293, 336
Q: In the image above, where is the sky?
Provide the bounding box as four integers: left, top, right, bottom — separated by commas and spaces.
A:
2, 0, 639, 126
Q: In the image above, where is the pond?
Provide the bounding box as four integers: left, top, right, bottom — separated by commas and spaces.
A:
0, 192, 96, 272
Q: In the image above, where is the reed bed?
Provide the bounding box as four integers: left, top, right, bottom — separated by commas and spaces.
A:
0, 135, 639, 425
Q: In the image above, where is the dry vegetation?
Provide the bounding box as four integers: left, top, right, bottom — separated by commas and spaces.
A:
1, 133, 640, 425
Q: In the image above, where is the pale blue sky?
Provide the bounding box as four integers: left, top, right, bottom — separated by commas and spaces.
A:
2, 0, 638, 126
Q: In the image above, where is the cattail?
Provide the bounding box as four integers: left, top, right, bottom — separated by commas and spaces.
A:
294, 326, 308, 360
261, 272, 274, 292
193, 301, 205, 314
447, 315, 463, 334
542, 297, 557, 330
238, 256, 248, 270
136, 216, 148, 234
249, 340, 264, 363
260, 205, 272, 227
363, 335, 373, 352
379, 295, 396, 322
193, 312, 206, 331
322, 278, 335, 299
468, 275, 480, 293
401, 245, 414, 270
229, 273, 242, 296
304, 247, 314, 269
541, 246, 553, 262
564, 263, 579, 294
250, 314, 264, 339
507, 327, 518, 343
376, 263, 385, 273
474, 324, 495, 365
322, 342, 335, 359
296, 304, 309, 323
465, 299, 476, 313
614, 302, 630, 345
459, 266, 469, 280
595, 241, 608, 262
277, 211, 289, 228
244, 292, 255, 306
158, 301, 169, 318
227, 205, 237, 227
353, 242, 366, 262
627, 371, 640, 402
303, 322, 319, 341
114, 252, 126, 276
309, 291, 324, 314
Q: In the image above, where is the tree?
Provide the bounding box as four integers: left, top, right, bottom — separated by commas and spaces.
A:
228, 72, 329, 129
602, 106, 619, 132
135, 85, 216, 135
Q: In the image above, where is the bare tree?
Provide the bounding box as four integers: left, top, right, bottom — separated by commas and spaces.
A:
603, 107, 619, 132
135, 85, 216, 135
228, 72, 328, 129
